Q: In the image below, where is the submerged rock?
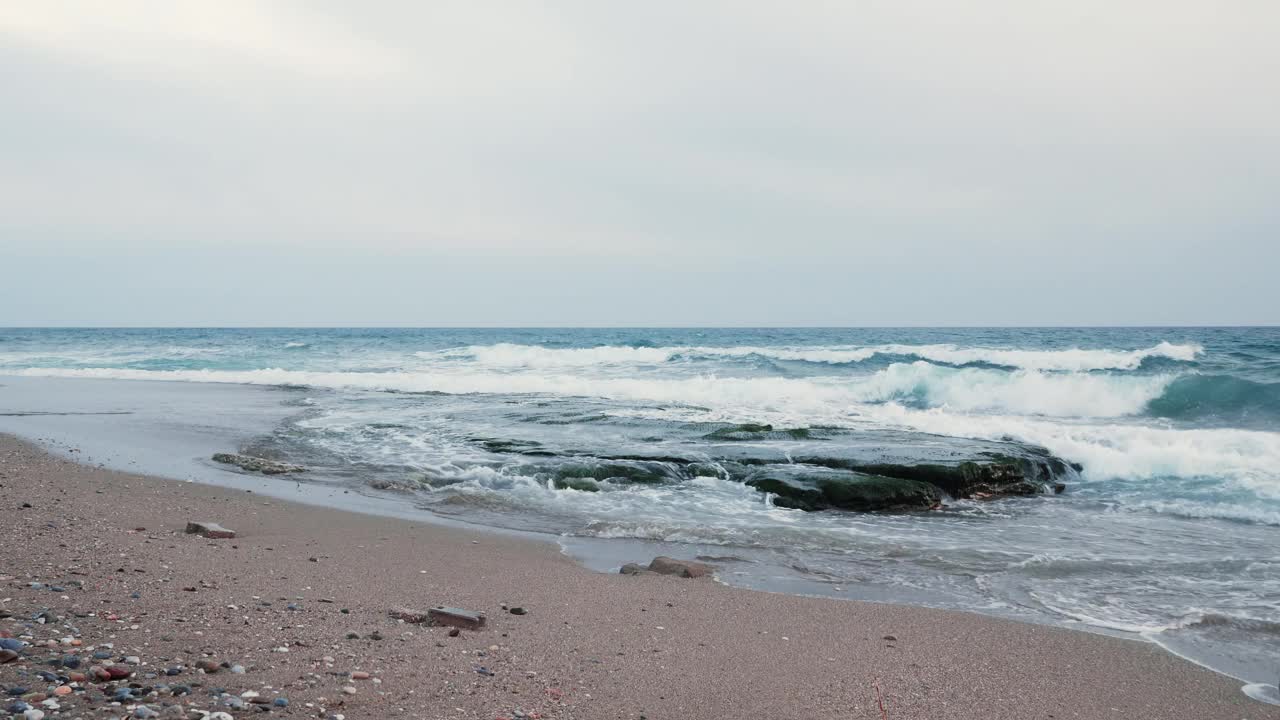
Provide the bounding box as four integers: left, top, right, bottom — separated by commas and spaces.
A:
211, 453, 305, 475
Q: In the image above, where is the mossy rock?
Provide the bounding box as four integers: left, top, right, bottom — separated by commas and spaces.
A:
747, 471, 942, 512
554, 462, 672, 485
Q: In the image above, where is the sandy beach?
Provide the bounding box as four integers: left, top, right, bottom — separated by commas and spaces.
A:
0, 434, 1273, 719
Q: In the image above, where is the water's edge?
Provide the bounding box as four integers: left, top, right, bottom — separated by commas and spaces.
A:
1, 373, 1273, 705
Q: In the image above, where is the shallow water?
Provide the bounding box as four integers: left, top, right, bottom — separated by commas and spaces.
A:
1, 326, 1277, 698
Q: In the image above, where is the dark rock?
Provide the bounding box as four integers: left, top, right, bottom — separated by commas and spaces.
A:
185, 522, 235, 539
211, 453, 305, 475
106, 664, 133, 679
747, 468, 942, 512
508, 607, 527, 615
0, 639, 24, 651
647, 556, 713, 579
619, 563, 649, 575
447, 628, 460, 638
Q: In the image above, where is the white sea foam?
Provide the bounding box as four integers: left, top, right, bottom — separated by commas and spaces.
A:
13, 362, 1175, 419
866, 404, 1280, 507
414, 341, 1201, 372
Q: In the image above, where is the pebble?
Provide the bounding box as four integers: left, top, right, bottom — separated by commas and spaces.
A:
93, 651, 113, 660
23, 709, 44, 720
0, 650, 17, 664
509, 607, 527, 615
207, 713, 234, 720
273, 697, 289, 707
165, 666, 182, 676
125, 655, 142, 665
133, 706, 159, 719
350, 671, 370, 680
0, 638, 25, 651
341, 686, 357, 695
229, 664, 246, 674
6, 702, 31, 714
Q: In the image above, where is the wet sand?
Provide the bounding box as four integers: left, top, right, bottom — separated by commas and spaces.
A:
0, 434, 1273, 719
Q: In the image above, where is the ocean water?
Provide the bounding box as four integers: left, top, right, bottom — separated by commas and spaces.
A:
1, 327, 1278, 696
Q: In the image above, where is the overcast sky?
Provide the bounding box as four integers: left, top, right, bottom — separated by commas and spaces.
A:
2, 1, 1277, 326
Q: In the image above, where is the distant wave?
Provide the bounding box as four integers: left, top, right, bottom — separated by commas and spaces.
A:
416, 341, 1202, 372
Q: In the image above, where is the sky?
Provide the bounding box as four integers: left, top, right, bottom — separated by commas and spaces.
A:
2, 1, 1278, 326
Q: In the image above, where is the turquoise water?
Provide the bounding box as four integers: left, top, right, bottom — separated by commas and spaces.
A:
1, 327, 1278, 691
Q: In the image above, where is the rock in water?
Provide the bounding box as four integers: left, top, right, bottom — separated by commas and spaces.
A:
647, 556, 713, 578
211, 453, 305, 475
185, 522, 236, 539
746, 468, 942, 512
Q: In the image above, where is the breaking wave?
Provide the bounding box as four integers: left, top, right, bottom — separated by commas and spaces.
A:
15, 362, 1176, 419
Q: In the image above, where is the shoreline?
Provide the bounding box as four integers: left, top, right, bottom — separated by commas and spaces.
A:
1, 433, 1275, 719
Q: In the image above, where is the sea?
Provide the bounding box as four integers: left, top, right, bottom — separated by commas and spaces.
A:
1, 327, 1277, 702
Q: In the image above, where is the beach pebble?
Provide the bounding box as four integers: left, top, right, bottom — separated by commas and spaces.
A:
230, 664, 246, 674
0, 650, 18, 664
350, 671, 370, 680
125, 655, 142, 664
23, 709, 44, 720
341, 686, 357, 695
0, 638, 25, 651
133, 706, 159, 719
207, 713, 234, 720
273, 698, 289, 707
